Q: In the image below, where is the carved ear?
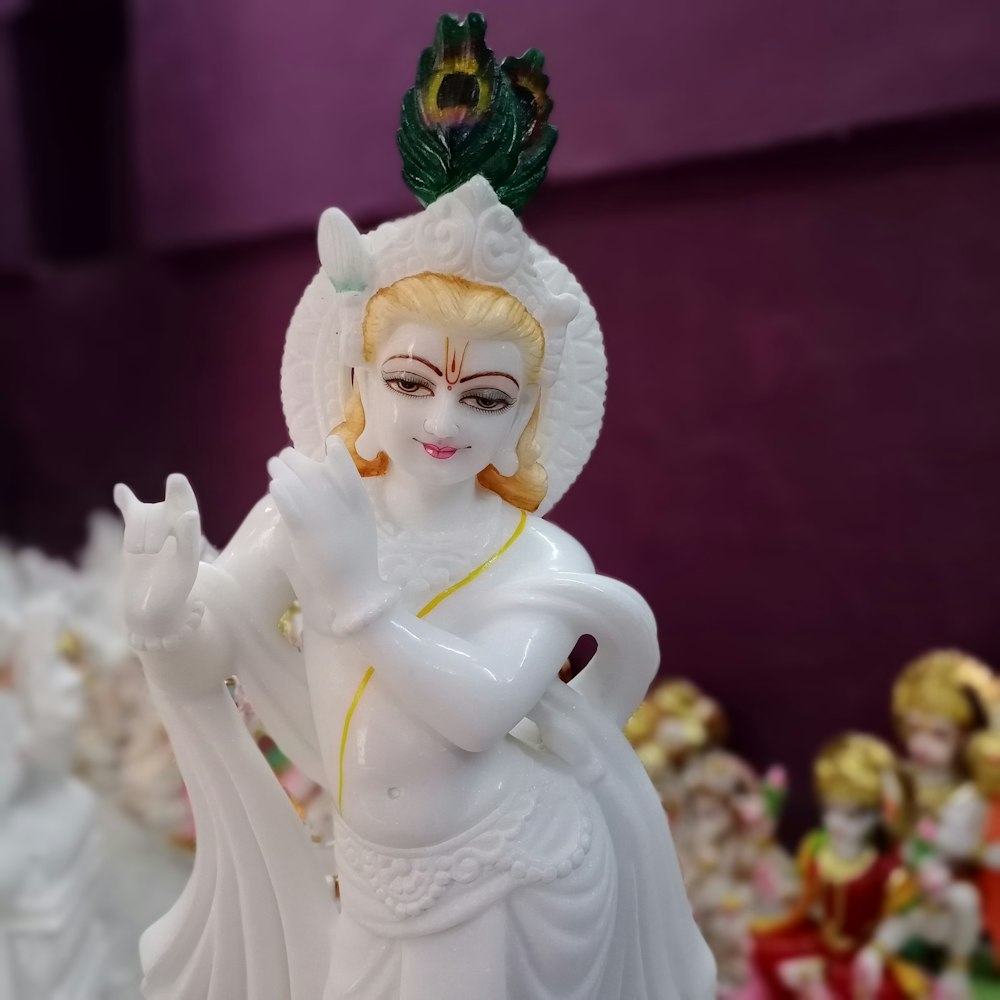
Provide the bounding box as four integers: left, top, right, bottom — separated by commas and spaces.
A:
354, 372, 381, 461
318, 208, 373, 293
493, 447, 519, 477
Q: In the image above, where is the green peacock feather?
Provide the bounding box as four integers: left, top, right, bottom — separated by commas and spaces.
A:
397, 12, 558, 214
496, 50, 557, 214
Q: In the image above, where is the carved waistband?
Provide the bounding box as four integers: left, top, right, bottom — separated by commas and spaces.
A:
334, 767, 594, 933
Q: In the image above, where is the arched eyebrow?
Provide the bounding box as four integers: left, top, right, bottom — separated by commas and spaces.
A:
458, 371, 520, 389
383, 354, 443, 376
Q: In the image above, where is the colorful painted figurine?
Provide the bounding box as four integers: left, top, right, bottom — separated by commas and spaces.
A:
931, 728, 1000, 964
626, 677, 729, 817
747, 734, 910, 1000
856, 821, 980, 1000
673, 751, 797, 993
891, 650, 996, 823
113, 13, 715, 1000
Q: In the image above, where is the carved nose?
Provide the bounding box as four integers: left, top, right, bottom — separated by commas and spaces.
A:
423, 398, 460, 438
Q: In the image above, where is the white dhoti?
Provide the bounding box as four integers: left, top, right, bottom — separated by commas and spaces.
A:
328, 759, 616, 1000
139, 569, 716, 1000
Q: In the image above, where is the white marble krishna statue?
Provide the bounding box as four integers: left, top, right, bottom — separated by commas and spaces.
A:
114, 13, 715, 1000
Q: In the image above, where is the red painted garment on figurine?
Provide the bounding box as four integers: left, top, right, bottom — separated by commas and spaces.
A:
749, 832, 908, 999
979, 798, 1000, 962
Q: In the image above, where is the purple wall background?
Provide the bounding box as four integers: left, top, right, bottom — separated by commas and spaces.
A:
3, 5, 1000, 837
131, 0, 1000, 248
0, 2, 29, 268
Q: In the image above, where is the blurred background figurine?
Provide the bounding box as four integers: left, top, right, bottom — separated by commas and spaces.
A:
70, 513, 193, 839
891, 650, 997, 826
934, 728, 1000, 967
745, 733, 910, 1000
855, 821, 981, 1000
673, 750, 797, 993
0, 590, 109, 1000
626, 677, 729, 817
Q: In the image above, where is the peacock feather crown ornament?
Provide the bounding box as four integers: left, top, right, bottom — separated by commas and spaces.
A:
398, 12, 558, 214
281, 12, 607, 515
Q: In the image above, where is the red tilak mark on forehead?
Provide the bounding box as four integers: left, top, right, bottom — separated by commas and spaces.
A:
444, 336, 469, 386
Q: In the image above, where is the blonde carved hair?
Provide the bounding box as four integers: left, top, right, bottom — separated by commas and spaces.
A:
333, 271, 548, 512
968, 730, 1000, 798
814, 733, 911, 837
891, 650, 996, 736
814, 734, 898, 808
650, 679, 729, 752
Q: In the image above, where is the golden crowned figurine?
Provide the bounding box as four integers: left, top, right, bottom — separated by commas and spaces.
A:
891, 649, 997, 822
627, 677, 729, 817
748, 734, 911, 1000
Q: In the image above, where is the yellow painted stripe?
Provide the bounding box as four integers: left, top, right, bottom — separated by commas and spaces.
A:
416, 509, 527, 620
337, 509, 528, 813
337, 665, 374, 812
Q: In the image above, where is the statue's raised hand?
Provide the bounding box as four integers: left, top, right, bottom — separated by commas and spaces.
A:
113, 474, 203, 647
268, 438, 395, 635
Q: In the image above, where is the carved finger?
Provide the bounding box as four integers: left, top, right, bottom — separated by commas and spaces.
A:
267, 459, 305, 526
267, 455, 307, 498
269, 480, 305, 529
174, 510, 202, 566
113, 482, 139, 518
145, 504, 179, 554
279, 446, 330, 493
275, 450, 343, 526
323, 434, 364, 501
115, 483, 149, 553
165, 473, 198, 517
324, 435, 358, 478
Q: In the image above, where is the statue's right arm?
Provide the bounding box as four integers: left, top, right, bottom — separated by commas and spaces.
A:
115, 475, 294, 702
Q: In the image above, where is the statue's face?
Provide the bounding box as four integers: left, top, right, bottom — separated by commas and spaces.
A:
904, 711, 962, 769
731, 785, 766, 830
363, 321, 535, 486
823, 800, 879, 854
688, 790, 732, 842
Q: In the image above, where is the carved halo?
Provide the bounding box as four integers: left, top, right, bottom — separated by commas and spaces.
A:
280, 187, 607, 516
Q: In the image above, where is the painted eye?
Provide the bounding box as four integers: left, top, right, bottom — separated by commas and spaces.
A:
395, 379, 427, 394
382, 371, 433, 397
460, 388, 514, 413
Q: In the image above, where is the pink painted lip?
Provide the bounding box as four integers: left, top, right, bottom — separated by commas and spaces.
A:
421, 441, 459, 460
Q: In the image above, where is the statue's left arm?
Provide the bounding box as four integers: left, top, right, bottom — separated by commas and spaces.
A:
269, 439, 661, 751
316, 598, 583, 752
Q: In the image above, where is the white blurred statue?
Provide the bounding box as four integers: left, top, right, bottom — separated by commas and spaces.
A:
0, 592, 109, 1000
